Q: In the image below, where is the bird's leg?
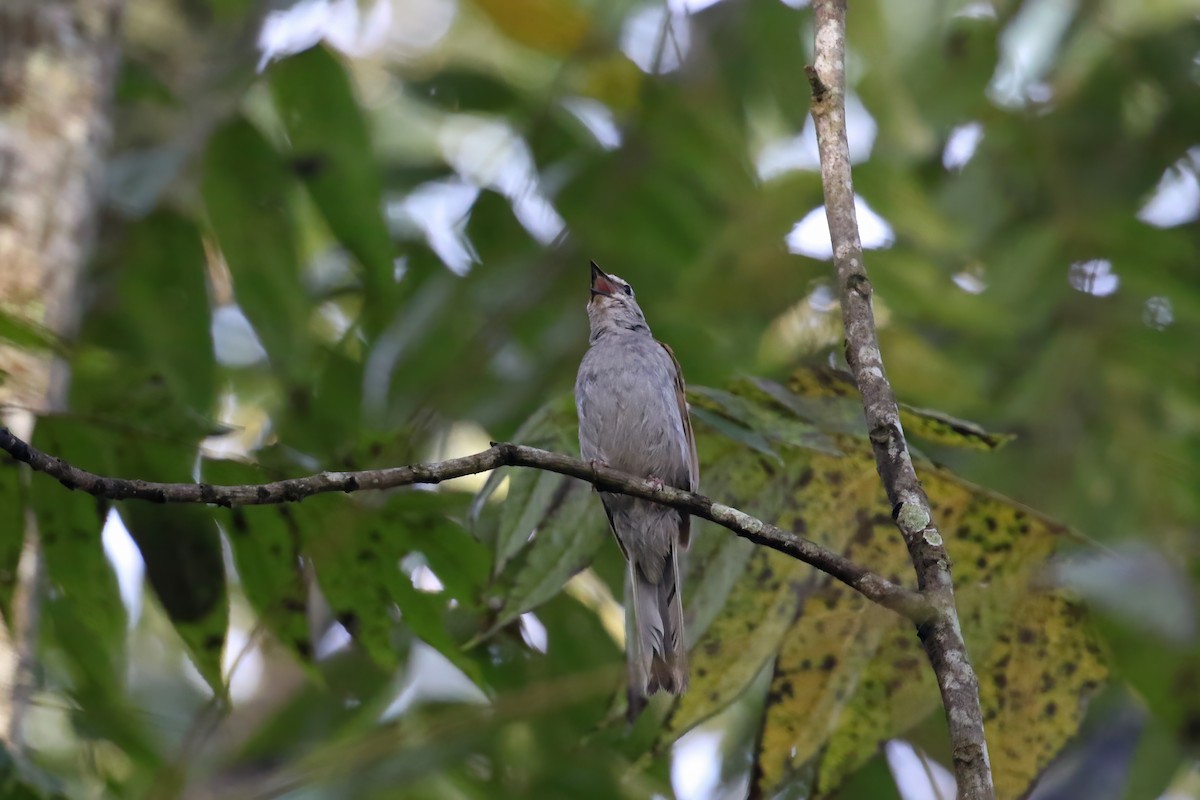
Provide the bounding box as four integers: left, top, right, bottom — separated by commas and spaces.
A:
645, 475, 666, 492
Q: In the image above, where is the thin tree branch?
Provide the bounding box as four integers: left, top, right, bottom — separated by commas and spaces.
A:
0, 428, 930, 621
807, 1, 995, 798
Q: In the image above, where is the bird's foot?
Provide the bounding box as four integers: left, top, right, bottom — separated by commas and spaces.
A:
646, 475, 666, 492
588, 459, 609, 488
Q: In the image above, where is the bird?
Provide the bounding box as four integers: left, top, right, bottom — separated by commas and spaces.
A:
574, 260, 698, 716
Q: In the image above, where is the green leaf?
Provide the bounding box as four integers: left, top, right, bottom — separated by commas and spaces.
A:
1123, 715, 1186, 800
203, 117, 312, 379
0, 309, 60, 354
28, 419, 160, 764
47, 210, 227, 692
488, 476, 609, 636
663, 546, 804, 742
692, 383, 839, 454
94, 429, 228, 694
407, 71, 524, 115
475, 394, 618, 636
396, 493, 491, 603
121, 500, 228, 694
309, 491, 486, 683
67, 208, 227, 688
830, 755, 902, 800
110, 211, 217, 414
273, 346, 368, 461
496, 469, 573, 574
30, 418, 126, 682
490, 395, 578, 571
749, 375, 868, 439
268, 46, 397, 333
72, 211, 217, 424
677, 519, 755, 647
219, 496, 316, 665
690, 403, 781, 462
45, 599, 160, 768
656, 411, 882, 741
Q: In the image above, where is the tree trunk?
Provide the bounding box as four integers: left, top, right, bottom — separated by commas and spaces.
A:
0, 0, 125, 750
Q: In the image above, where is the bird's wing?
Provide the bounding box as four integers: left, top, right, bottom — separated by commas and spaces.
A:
658, 341, 698, 493
659, 341, 698, 550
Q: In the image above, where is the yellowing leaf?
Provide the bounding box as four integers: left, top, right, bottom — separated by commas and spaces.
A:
490, 365, 1101, 798
981, 593, 1108, 800
631, 367, 1103, 799
576, 52, 644, 112
665, 547, 805, 740
755, 585, 895, 792
787, 587, 1107, 800
755, 512, 914, 792
898, 402, 1015, 451
471, 0, 590, 56
663, 441, 887, 744
780, 367, 1014, 451
750, 431, 1102, 799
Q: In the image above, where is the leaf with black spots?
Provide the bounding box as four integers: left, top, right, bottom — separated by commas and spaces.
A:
309, 493, 486, 684
662, 440, 883, 745
742, 373, 1101, 799
29, 418, 145, 756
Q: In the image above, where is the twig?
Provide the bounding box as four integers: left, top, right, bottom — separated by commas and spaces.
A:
0, 428, 929, 621
807, 1, 995, 798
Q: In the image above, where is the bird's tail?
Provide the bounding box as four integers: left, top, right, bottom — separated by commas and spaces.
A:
626, 539, 687, 718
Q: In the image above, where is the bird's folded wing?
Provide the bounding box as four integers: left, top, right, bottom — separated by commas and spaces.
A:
658, 341, 698, 494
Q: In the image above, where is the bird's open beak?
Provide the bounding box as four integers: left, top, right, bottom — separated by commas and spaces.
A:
590, 260, 615, 297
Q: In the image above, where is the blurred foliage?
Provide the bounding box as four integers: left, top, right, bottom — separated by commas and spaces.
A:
2, 0, 1199, 798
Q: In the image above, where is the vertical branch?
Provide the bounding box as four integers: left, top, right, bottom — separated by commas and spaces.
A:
805, 2, 995, 798
0, 0, 125, 750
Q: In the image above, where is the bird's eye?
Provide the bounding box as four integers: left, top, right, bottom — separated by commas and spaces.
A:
623, 284, 633, 296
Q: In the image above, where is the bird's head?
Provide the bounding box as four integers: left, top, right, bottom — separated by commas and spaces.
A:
587, 261, 650, 340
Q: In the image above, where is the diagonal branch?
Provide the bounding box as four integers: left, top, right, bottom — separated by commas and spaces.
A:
0, 427, 929, 621
807, 1, 995, 797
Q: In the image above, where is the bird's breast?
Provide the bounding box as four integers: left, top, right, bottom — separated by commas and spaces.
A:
576, 338, 689, 484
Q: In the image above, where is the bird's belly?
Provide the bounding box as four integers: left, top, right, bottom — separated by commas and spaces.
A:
577, 350, 688, 485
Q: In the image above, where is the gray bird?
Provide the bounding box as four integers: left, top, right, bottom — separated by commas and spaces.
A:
575, 261, 698, 714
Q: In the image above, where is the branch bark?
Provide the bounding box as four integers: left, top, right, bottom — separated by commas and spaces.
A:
0, 428, 930, 621
807, 1, 994, 797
